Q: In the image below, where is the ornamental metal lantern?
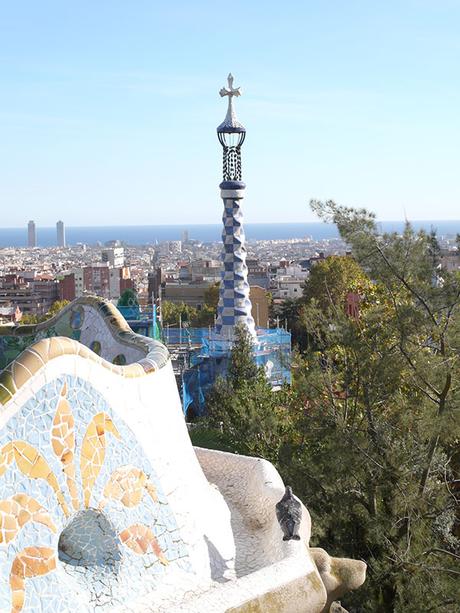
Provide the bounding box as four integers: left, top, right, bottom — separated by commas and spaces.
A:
217, 73, 246, 182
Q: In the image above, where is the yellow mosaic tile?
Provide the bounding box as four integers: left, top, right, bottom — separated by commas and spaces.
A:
0, 370, 16, 396
30, 339, 52, 364
2, 441, 69, 517
80, 412, 121, 508
15, 349, 43, 377
0, 494, 56, 544
99, 466, 158, 510
0, 383, 13, 405
11, 362, 32, 390
10, 547, 56, 613
51, 383, 79, 511
119, 524, 169, 565
0, 442, 14, 476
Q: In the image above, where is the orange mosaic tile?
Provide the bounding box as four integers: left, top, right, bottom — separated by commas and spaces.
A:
51, 383, 79, 511
99, 465, 158, 510
1, 441, 69, 517
10, 547, 56, 613
0, 494, 56, 544
80, 412, 121, 508
119, 524, 169, 565
0, 442, 15, 476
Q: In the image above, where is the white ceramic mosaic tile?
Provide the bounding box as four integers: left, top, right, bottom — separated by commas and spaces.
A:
0, 296, 365, 612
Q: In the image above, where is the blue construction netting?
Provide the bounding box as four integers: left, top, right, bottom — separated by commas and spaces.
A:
164, 327, 291, 417
116, 305, 291, 417
117, 306, 161, 340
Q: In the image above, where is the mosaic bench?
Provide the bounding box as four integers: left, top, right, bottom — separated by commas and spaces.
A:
0, 296, 365, 612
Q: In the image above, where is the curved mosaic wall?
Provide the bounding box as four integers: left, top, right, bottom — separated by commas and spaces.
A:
0, 296, 168, 374
0, 296, 169, 406
0, 296, 365, 612
0, 375, 190, 612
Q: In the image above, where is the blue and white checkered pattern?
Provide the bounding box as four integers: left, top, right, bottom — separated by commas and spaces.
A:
215, 197, 256, 338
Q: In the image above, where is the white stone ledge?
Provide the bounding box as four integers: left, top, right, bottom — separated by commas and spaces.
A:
220, 189, 245, 199
119, 554, 326, 613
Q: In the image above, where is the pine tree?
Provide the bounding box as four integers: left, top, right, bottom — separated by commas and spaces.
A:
226, 324, 258, 388
204, 324, 294, 464
291, 201, 460, 612
196, 203, 460, 611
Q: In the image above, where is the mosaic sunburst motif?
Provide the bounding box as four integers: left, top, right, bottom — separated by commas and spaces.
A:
0, 382, 170, 612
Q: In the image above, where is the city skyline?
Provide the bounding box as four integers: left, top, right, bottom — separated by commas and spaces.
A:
1, 2, 460, 226
1, 216, 458, 249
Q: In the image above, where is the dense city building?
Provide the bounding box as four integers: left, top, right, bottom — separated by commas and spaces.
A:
101, 246, 125, 267
0, 272, 58, 315
0, 304, 22, 324
2, 233, 457, 322
59, 264, 133, 301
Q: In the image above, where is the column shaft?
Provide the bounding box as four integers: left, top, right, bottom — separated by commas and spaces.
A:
215, 187, 256, 339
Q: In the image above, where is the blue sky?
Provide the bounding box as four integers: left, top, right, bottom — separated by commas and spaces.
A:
1, 1, 459, 226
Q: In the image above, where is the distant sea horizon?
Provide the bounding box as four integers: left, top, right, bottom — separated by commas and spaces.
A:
1, 221, 459, 248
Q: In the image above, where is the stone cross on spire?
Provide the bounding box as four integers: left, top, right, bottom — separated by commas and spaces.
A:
219, 73, 241, 99
217, 73, 245, 133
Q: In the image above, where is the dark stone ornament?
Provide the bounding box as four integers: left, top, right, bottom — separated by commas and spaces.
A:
276, 485, 302, 541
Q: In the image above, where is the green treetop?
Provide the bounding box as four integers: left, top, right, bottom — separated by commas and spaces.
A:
117, 289, 139, 307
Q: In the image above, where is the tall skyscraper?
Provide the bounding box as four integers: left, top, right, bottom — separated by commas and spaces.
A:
56, 220, 66, 247
27, 220, 36, 248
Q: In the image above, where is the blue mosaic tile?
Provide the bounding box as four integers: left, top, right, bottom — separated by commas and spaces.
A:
0, 375, 192, 612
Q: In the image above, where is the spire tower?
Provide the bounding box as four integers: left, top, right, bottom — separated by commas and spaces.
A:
215, 74, 256, 339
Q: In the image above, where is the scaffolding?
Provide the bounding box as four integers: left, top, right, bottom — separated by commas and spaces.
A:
116, 306, 291, 417
117, 305, 161, 340
166, 327, 291, 417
